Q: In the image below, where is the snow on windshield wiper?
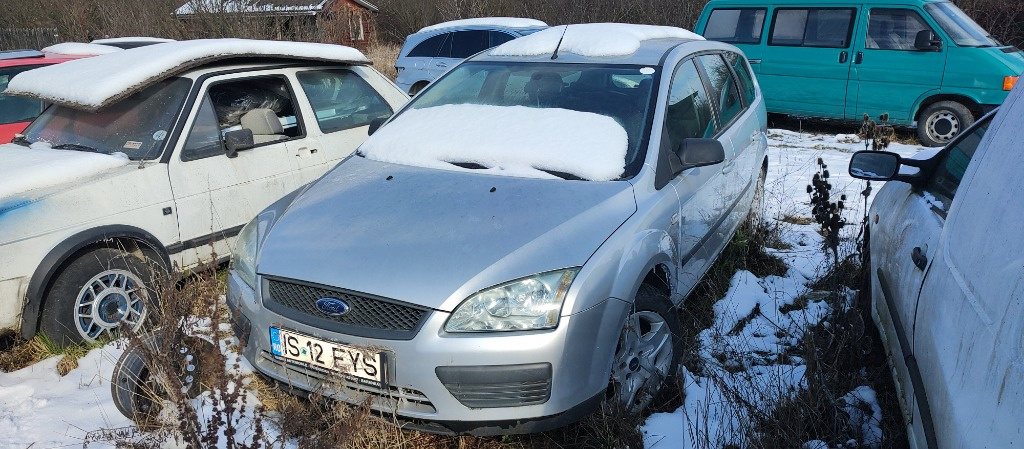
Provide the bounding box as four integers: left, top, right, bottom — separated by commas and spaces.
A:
11, 135, 31, 147
52, 143, 106, 154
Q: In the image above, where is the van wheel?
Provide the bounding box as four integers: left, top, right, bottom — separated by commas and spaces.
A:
918, 101, 974, 147
409, 81, 428, 96
608, 284, 681, 414
40, 248, 156, 346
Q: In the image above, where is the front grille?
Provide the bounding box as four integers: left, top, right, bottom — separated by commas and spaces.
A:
263, 276, 431, 340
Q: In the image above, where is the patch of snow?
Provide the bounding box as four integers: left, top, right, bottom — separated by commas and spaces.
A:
360, 104, 628, 181
91, 37, 176, 45
641, 408, 686, 448
841, 386, 884, 448
41, 42, 122, 56
921, 191, 946, 211
419, 17, 547, 33
0, 144, 129, 200
7, 39, 368, 111
491, 23, 703, 58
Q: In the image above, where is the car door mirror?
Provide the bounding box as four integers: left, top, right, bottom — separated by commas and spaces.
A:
224, 129, 254, 158
914, 30, 942, 52
849, 151, 901, 180
367, 117, 387, 136
675, 138, 726, 173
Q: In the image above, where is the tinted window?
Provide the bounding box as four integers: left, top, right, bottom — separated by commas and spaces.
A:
867, 9, 933, 50
449, 30, 490, 58
408, 33, 447, 58
665, 59, 715, 151
925, 116, 992, 211
297, 69, 393, 133
0, 66, 45, 125
489, 31, 516, 47
698, 54, 744, 128
705, 8, 766, 44
724, 51, 757, 106
770, 8, 856, 48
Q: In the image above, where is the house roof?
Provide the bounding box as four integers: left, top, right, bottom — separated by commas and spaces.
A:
175, 0, 378, 16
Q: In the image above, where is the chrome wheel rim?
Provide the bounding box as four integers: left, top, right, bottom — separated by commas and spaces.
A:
74, 269, 148, 342
611, 311, 674, 412
925, 110, 960, 144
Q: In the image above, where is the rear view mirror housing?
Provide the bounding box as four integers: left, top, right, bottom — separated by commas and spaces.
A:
368, 117, 387, 136
675, 138, 726, 172
849, 150, 932, 187
224, 129, 254, 158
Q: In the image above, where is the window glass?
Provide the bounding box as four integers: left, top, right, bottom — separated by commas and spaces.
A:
770, 8, 855, 48
408, 33, 447, 58
665, 59, 715, 151
705, 8, 766, 44
297, 69, 393, 133
489, 31, 516, 47
698, 54, 744, 128
449, 30, 490, 58
925, 116, 992, 211
0, 66, 45, 125
724, 51, 757, 106
924, 2, 1000, 47
867, 9, 933, 50
181, 95, 223, 161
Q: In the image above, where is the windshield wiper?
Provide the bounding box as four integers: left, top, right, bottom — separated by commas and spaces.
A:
52, 143, 106, 154
11, 135, 31, 147
535, 168, 584, 181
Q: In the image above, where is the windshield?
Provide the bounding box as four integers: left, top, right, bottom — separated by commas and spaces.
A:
20, 77, 191, 160
925, 2, 1001, 47
403, 62, 657, 179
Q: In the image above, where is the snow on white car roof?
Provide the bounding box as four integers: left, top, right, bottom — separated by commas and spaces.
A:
90, 37, 176, 45
418, 17, 548, 33
360, 104, 628, 181
490, 23, 703, 58
6, 38, 368, 112
40, 42, 122, 56
0, 144, 129, 202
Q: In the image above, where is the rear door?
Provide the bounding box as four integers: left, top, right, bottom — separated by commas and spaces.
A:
759, 6, 859, 118
430, 30, 490, 79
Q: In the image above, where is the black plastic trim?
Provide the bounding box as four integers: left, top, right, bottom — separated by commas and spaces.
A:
436, 363, 552, 408
396, 390, 604, 436
165, 224, 244, 255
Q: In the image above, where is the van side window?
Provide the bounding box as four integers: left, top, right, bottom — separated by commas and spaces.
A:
770, 8, 856, 48
925, 116, 991, 211
723, 51, 757, 107
449, 30, 490, 58
408, 33, 447, 58
697, 54, 744, 128
867, 9, 934, 50
705, 8, 766, 44
665, 59, 715, 152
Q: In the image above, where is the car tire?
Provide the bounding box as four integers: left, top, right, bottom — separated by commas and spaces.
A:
40, 248, 157, 346
409, 81, 428, 96
917, 101, 974, 147
111, 333, 210, 424
608, 284, 681, 414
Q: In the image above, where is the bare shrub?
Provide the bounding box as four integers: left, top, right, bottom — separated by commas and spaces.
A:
366, 41, 401, 81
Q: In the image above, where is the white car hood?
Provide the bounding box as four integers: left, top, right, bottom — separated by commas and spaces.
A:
0, 143, 130, 211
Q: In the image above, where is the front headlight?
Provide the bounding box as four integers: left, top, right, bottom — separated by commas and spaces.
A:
444, 268, 579, 333
231, 210, 275, 291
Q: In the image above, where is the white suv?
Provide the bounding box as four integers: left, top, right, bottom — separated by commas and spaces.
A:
0, 39, 408, 345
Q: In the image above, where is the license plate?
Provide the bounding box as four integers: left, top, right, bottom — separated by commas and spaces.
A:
270, 327, 384, 385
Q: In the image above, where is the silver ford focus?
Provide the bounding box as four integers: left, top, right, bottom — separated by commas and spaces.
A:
227, 23, 768, 434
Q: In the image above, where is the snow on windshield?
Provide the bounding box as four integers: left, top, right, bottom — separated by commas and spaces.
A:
6, 39, 367, 111
491, 23, 703, 58
41, 43, 122, 56
0, 144, 128, 199
360, 104, 628, 181
419, 17, 547, 33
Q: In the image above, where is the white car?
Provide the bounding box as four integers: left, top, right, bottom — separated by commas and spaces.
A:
849, 82, 1024, 447
0, 39, 407, 345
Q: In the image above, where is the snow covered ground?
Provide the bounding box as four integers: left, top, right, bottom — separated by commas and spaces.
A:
0, 128, 927, 448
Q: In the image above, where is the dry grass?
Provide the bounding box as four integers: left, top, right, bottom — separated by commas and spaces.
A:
0, 333, 97, 375
366, 41, 401, 81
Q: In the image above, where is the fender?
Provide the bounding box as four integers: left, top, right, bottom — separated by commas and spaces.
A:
910, 89, 986, 123
20, 225, 170, 339
609, 229, 677, 305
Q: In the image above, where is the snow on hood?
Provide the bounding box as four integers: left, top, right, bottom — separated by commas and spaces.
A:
6, 39, 368, 112
490, 23, 704, 58
40, 42, 122, 56
0, 144, 129, 201
360, 104, 628, 181
419, 17, 547, 33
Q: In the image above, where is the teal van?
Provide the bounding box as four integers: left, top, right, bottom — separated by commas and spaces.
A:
695, 0, 1024, 145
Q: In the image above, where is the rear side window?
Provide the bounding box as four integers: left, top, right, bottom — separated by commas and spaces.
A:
489, 31, 516, 47
724, 51, 757, 106
665, 59, 715, 150
705, 8, 767, 44
698, 54, 744, 128
297, 70, 394, 134
770, 8, 856, 48
408, 33, 447, 58
449, 30, 490, 58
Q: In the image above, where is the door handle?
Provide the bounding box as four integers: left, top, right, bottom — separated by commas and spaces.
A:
911, 246, 928, 270
855, 51, 864, 64
839, 51, 849, 63
722, 161, 735, 174
435, 62, 448, 68
751, 131, 761, 143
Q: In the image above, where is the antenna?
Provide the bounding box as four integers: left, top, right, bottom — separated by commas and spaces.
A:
551, 25, 569, 60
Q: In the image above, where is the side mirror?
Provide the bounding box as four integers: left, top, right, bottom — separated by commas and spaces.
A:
367, 117, 387, 136
849, 150, 900, 181
224, 129, 254, 158
914, 30, 942, 52
676, 138, 726, 172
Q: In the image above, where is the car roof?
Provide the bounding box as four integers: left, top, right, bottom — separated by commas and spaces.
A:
703, 0, 943, 5
0, 50, 86, 68
4, 38, 369, 111
473, 37, 699, 66
416, 17, 548, 34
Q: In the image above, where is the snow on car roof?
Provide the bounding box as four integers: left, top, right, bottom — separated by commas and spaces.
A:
6, 38, 368, 112
360, 104, 628, 181
41, 43, 122, 56
419, 17, 548, 33
491, 23, 703, 58
90, 37, 176, 45
0, 144, 129, 202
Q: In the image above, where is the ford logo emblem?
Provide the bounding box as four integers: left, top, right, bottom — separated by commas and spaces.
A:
315, 297, 350, 317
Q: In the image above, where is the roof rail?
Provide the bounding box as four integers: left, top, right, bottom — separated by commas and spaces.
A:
0, 50, 45, 60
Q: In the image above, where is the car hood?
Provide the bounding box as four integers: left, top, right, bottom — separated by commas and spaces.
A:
0, 143, 131, 212
257, 156, 637, 311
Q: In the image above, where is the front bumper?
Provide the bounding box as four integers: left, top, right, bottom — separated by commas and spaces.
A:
227, 271, 628, 434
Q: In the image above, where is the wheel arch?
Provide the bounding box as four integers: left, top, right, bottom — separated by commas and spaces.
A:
913, 93, 983, 122
20, 225, 170, 339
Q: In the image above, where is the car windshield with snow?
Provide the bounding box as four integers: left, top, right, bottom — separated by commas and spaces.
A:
227, 23, 769, 434
0, 39, 408, 346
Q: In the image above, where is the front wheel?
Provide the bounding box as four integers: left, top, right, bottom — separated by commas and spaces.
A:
917, 101, 974, 147
609, 284, 681, 414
